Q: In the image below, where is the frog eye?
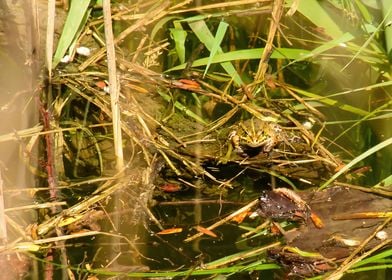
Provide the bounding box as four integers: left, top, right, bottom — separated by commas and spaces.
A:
272, 125, 282, 133
258, 191, 268, 201
228, 131, 237, 139
256, 131, 265, 137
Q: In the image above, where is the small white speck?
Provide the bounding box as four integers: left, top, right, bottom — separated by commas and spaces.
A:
376, 230, 388, 240
249, 211, 259, 219
302, 121, 313, 130
60, 55, 71, 63
76, 46, 91, 57
339, 43, 347, 48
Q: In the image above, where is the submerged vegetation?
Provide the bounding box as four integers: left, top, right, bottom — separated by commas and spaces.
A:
1, 0, 392, 279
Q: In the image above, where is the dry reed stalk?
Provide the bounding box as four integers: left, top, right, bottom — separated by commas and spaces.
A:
169, 0, 270, 14
37, 177, 126, 236
252, 0, 284, 92
0, 170, 7, 244
45, 0, 56, 79
325, 217, 392, 280
103, 0, 124, 173
78, 2, 169, 71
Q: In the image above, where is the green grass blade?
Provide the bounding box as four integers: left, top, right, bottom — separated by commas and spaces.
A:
204, 20, 229, 77
332, 97, 392, 143
354, 0, 373, 23
286, 86, 369, 116
287, 0, 343, 39
319, 137, 392, 189
151, 16, 181, 41
157, 89, 208, 125
90, 263, 279, 278
167, 32, 355, 72
352, 248, 392, 268
166, 47, 311, 72
188, 20, 244, 86
170, 22, 187, 64
202, 242, 281, 270
52, 0, 92, 68
373, 175, 392, 189
348, 264, 392, 274
296, 32, 355, 61
381, 0, 392, 58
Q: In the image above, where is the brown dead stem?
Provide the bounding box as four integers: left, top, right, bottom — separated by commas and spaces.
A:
325, 217, 392, 280
184, 199, 259, 242
103, 0, 124, 172
251, 0, 284, 94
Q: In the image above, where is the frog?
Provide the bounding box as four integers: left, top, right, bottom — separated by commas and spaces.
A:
257, 188, 324, 229
228, 117, 283, 157
257, 188, 311, 223
267, 247, 336, 277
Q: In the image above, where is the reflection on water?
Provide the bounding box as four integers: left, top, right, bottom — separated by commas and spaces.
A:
0, 0, 39, 278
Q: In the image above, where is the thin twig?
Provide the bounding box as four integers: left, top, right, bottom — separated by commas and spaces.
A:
184, 199, 259, 242
325, 217, 392, 280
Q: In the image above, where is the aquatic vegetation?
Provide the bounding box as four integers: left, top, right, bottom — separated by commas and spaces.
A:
1, 0, 391, 279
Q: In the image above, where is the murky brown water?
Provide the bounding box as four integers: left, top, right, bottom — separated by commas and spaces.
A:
0, 0, 40, 278
0, 1, 390, 279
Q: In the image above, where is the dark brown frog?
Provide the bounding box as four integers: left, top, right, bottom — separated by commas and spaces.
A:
268, 247, 336, 278
257, 188, 311, 223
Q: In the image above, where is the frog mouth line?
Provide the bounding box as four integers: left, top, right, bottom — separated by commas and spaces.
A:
245, 140, 269, 148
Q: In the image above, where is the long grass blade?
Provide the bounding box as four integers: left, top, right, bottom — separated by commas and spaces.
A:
381, 0, 392, 58
204, 20, 229, 77
157, 90, 208, 125
167, 47, 311, 72
170, 21, 187, 64
352, 248, 392, 268
52, 0, 92, 68
286, 86, 369, 116
188, 20, 243, 86
288, 0, 343, 39
319, 137, 392, 189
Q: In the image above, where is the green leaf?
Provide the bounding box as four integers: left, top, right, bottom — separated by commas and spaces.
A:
52, 0, 92, 68
319, 137, 392, 189
151, 16, 182, 41
373, 175, 392, 189
188, 20, 244, 86
287, 86, 369, 116
381, 0, 392, 58
167, 48, 311, 72
286, 0, 343, 39
204, 20, 229, 77
170, 22, 187, 64
354, 0, 373, 23
299, 32, 354, 60
157, 89, 208, 125
353, 248, 392, 268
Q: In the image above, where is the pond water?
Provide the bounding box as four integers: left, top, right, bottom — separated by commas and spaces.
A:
1, 1, 391, 279
0, 0, 40, 278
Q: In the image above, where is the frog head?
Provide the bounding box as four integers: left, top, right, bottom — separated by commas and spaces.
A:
229, 118, 281, 156
237, 120, 270, 148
